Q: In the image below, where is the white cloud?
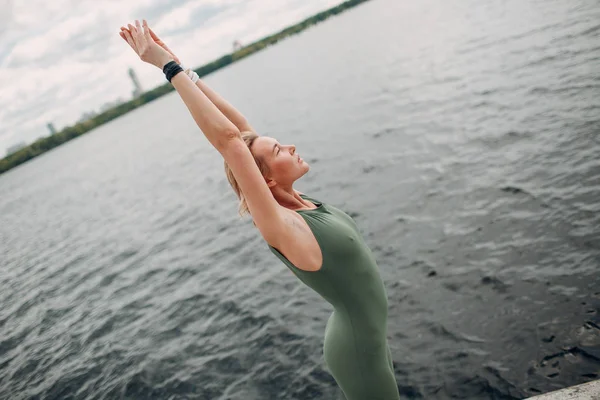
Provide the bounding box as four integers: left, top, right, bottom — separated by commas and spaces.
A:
0, 0, 345, 156
5, 12, 99, 67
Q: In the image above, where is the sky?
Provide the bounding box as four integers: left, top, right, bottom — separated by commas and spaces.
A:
0, 0, 344, 156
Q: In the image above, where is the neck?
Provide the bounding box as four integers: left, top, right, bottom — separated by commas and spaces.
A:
271, 185, 308, 210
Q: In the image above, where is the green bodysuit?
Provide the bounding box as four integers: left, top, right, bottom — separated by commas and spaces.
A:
269, 194, 400, 400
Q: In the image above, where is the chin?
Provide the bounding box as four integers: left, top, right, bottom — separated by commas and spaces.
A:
295, 165, 309, 180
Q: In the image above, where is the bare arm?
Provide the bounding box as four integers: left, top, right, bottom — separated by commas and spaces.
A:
120, 20, 289, 245
120, 21, 239, 150
145, 26, 255, 133
170, 73, 240, 149
194, 79, 255, 133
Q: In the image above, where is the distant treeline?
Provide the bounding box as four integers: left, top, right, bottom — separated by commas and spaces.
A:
0, 0, 370, 175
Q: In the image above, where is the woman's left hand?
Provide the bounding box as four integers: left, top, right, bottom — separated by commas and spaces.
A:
119, 20, 174, 69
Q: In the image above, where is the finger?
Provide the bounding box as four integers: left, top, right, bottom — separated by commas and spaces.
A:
148, 26, 166, 48
135, 20, 145, 45
127, 24, 139, 49
123, 28, 138, 52
149, 26, 173, 53
148, 26, 159, 41
142, 19, 152, 40
119, 31, 132, 48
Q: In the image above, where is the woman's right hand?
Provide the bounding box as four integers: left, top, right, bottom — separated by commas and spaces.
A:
147, 27, 181, 65
119, 19, 174, 69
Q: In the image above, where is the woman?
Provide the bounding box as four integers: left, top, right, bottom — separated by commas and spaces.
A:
120, 20, 400, 400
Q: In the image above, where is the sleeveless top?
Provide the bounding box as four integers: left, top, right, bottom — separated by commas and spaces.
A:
268, 194, 389, 315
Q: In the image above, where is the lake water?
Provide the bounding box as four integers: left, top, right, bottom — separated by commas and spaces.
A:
1, 0, 599, 398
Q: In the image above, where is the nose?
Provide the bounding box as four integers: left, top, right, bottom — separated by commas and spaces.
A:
289, 145, 296, 154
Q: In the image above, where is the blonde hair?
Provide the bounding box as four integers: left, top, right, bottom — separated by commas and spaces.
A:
224, 131, 271, 218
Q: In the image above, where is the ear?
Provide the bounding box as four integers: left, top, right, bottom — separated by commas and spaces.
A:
266, 177, 277, 188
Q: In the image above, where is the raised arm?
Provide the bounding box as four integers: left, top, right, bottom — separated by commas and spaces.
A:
194, 79, 255, 133
120, 21, 237, 150
147, 27, 255, 134
119, 20, 288, 245
169, 73, 286, 243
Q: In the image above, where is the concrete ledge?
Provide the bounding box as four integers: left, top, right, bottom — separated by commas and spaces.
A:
526, 380, 600, 399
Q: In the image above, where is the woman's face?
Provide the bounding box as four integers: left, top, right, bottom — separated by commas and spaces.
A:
251, 136, 309, 187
